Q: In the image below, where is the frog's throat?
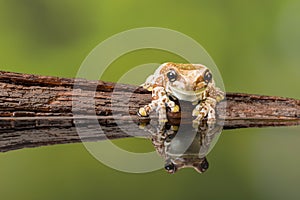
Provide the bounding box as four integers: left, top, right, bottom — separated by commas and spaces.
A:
169, 86, 207, 102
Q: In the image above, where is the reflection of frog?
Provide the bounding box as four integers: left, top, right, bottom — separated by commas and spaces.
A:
150, 123, 222, 174
138, 62, 224, 124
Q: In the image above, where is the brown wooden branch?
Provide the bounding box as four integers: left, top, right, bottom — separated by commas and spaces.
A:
0, 71, 299, 152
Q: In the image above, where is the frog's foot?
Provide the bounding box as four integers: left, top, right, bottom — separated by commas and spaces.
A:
138, 86, 178, 123
138, 102, 157, 117
192, 109, 216, 125
192, 106, 207, 124
192, 98, 217, 125
138, 107, 149, 117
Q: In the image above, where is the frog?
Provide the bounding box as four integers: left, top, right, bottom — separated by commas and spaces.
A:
138, 62, 225, 124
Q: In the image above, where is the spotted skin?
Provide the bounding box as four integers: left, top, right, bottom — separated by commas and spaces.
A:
138, 62, 224, 123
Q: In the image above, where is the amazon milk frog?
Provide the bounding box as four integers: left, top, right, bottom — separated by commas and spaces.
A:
138, 62, 224, 124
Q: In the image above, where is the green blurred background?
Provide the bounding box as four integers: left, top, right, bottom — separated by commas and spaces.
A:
0, 0, 300, 199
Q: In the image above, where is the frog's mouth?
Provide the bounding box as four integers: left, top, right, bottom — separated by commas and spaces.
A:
169, 86, 207, 102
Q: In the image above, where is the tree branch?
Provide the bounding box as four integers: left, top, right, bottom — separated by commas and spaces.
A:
0, 71, 299, 152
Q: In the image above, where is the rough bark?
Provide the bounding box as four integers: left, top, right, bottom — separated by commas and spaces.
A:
0, 71, 299, 152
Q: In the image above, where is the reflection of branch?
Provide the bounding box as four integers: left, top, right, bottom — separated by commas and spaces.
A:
0, 71, 299, 152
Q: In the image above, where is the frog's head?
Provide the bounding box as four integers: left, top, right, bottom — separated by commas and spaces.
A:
158, 62, 214, 102
164, 156, 209, 174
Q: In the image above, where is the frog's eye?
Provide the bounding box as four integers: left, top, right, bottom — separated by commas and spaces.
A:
167, 70, 177, 82
204, 70, 212, 83
198, 158, 209, 172
164, 162, 177, 173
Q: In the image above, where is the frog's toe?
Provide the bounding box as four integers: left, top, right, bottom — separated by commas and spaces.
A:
216, 95, 225, 102
137, 107, 149, 117
171, 105, 180, 113
192, 109, 199, 117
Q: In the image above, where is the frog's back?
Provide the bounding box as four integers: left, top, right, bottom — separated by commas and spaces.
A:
165, 62, 206, 71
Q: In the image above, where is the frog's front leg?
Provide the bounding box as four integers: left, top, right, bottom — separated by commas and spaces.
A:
192, 97, 217, 124
138, 86, 179, 122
